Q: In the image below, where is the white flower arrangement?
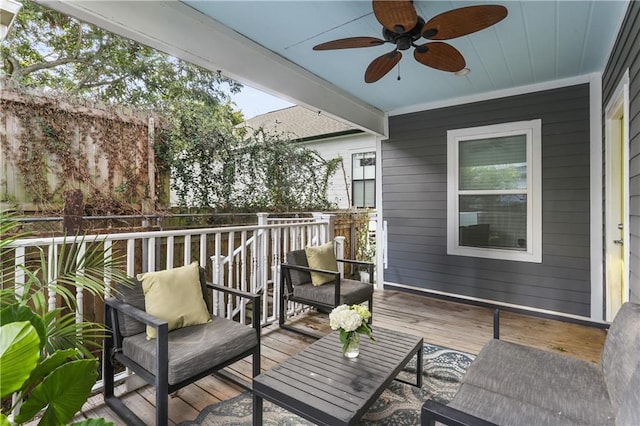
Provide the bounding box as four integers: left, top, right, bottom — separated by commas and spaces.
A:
329, 304, 375, 353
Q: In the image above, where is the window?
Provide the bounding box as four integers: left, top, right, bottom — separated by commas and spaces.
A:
447, 120, 542, 263
352, 152, 375, 208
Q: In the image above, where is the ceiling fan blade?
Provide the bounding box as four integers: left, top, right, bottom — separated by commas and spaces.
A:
365, 50, 402, 83
372, 0, 418, 34
413, 42, 466, 72
422, 5, 508, 40
313, 37, 386, 51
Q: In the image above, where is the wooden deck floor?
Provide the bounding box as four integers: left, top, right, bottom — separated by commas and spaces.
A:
75, 289, 607, 425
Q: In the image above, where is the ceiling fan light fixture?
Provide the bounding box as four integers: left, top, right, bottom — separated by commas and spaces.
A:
454, 68, 470, 76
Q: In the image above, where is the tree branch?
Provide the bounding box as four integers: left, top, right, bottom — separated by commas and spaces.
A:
11, 57, 81, 79
73, 75, 128, 92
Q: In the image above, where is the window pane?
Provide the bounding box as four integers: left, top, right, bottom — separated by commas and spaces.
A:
353, 154, 364, 180
364, 180, 375, 207
459, 194, 527, 250
459, 135, 527, 190
353, 181, 364, 207
362, 153, 376, 179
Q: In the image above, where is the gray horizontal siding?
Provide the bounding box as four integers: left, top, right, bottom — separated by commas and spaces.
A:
383, 84, 591, 316
603, 1, 640, 304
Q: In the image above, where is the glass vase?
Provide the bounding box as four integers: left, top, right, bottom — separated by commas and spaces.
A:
343, 332, 360, 358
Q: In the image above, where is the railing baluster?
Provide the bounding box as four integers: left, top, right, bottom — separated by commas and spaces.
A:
76, 242, 86, 324
126, 239, 135, 276
166, 236, 174, 269
147, 237, 156, 272
227, 231, 234, 320
184, 234, 191, 265
240, 231, 247, 324
250, 230, 257, 296
48, 243, 57, 312
213, 232, 224, 318
104, 240, 113, 298
14, 246, 25, 298
199, 233, 207, 268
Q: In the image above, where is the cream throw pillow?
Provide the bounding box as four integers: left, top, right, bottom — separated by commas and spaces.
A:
305, 241, 338, 286
137, 261, 211, 339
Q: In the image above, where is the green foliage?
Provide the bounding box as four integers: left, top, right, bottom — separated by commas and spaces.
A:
168, 126, 342, 211
0, 322, 40, 398
0, 319, 103, 425
2, 0, 239, 107
0, 213, 125, 424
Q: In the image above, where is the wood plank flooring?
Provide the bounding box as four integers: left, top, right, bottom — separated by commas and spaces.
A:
72, 289, 607, 425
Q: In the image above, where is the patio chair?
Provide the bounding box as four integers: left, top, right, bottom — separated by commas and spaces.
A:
279, 241, 374, 338
103, 262, 261, 426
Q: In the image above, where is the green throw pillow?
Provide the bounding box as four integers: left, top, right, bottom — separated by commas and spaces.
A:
137, 261, 211, 339
305, 241, 338, 286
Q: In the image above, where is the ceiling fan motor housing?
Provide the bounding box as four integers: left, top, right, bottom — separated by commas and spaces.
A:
382, 16, 425, 50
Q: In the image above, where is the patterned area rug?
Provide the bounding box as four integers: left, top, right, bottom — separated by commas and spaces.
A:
179, 343, 474, 426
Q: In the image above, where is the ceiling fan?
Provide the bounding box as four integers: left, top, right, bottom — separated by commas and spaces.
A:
313, 1, 508, 83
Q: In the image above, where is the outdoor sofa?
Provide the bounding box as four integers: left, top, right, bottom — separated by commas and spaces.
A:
422, 302, 640, 426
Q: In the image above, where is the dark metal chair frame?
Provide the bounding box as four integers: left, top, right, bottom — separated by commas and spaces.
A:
103, 279, 261, 426
279, 257, 374, 338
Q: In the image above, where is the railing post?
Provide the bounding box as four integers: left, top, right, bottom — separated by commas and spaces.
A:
256, 213, 269, 298
368, 210, 377, 285
350, 212, 357, 260
257, 213, 269, 227
324, 213, 335, 242
335, 235, 345, 277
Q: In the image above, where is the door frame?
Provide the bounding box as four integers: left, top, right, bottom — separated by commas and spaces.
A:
604, 69, 630, 321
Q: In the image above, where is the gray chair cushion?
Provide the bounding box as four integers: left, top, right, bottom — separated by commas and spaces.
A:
122, 316, 258, 385
293, 278, 373, 306
285, 250, 311, 286
616, 362, 640, 425
462, 339, 615, 426
114, 279, 146, 337
448, 383, 600, 426
601, 302, 640, 411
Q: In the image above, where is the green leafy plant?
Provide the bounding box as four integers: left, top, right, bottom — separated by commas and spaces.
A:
0, 213, 129, 425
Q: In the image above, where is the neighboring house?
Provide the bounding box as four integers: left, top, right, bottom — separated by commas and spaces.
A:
238, 106, 377, 209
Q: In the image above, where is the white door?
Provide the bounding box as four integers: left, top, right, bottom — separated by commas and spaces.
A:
604, 72, 629, 321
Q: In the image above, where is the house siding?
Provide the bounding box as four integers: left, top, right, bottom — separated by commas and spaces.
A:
603, 1, 640, 304
383, 84, 591, 316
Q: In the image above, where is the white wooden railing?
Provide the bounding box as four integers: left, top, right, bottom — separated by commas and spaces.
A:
4, 213, 346, 328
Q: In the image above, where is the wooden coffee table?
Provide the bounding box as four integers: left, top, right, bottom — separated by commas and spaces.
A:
252, 327, 423, 425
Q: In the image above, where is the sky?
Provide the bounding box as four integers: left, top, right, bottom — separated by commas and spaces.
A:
230, 84, 294, 120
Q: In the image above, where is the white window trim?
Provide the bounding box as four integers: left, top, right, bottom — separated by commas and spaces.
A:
447, 119, 542, 263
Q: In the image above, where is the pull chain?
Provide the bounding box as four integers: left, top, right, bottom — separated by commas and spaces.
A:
397, 61, 401, 81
